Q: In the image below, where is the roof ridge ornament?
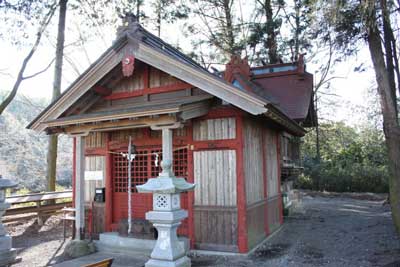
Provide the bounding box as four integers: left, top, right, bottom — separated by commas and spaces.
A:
224, 55, 251, 83
115, 12, 143, 41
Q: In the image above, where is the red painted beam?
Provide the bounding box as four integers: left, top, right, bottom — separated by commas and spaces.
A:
93, 86, 112, 96
104, 82, 192, 100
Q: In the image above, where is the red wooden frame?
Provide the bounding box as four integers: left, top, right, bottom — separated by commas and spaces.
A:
105, 133, 113, 231
236, 116, 248, 253
104, 82, 192, 101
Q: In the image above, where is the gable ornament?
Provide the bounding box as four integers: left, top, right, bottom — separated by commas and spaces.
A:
122, 55, 135, 77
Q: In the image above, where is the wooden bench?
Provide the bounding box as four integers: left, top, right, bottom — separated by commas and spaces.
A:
82, 258, 113, 267
5, 190, 72, 224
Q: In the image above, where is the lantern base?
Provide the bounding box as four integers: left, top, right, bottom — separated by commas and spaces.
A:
145, 256, 190, 267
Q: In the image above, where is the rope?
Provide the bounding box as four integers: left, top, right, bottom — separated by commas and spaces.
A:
107, 145, 189, 157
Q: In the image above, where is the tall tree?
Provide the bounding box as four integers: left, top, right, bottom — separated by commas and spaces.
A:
150, 0, 189, 37
187, 0, 247, 66
313, 0, 400, 233
248, 0, 283, 64
46, 0, 67, 193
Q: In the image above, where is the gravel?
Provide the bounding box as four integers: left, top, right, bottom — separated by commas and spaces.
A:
5, 191, 400, 267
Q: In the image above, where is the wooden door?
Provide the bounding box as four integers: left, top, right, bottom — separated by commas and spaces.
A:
193, 150, 238, 252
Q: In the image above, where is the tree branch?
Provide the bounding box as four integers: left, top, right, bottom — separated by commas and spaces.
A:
22, 58, 55, 80
0, 1, 57, 115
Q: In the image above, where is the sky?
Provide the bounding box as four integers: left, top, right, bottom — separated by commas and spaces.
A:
0, 3, 378, 127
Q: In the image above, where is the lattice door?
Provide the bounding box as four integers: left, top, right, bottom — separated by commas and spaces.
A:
111, 146, 189, 233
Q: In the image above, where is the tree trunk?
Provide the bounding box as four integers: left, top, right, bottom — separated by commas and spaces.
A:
46, 0, 67, 192
223, 0, 235, 56
264, 0, 279, 63
367, 16, 400, 234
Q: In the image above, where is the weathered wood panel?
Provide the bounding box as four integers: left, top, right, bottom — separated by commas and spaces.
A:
247, 201, 266, 249
194, 150, 236, 206
194, 208, 238, 252
264, 129, 279, 197
193, 117, 236, 141
85, 132, 106, 148
149, 67, 179, 87
85, 156, 105, 203
113, 65, 144, 93
110, 129, 143, 142
243, 119, 264, 205
267, 196, 281, 233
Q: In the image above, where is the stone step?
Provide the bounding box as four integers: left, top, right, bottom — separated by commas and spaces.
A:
95, 232, 189, 256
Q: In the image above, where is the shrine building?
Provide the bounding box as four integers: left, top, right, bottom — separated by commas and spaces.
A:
28, 18, 315, 254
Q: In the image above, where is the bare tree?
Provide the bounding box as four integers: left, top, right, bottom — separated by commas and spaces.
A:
0, 3, 57, 115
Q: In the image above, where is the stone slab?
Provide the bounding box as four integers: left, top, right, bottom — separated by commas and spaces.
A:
52, 251, 148, 267
95, 232, 189, 255
145, 256, 190, 267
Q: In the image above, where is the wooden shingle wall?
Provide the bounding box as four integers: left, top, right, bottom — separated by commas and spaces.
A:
243, 119, 264, 205
193, 117, 236, 141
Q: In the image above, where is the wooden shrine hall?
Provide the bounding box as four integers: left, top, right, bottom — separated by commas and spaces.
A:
28, 17, 315, 254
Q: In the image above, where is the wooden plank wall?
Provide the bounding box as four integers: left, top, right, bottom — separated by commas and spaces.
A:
193, 117, 236, 141
85, 132, 106, 148
243, 119, 264, 205
110, 129, 143, 143
85, 156, 105, 203
193, 149, 238, 251
264, 129, 279, 197
194, 207, 238, 251
193, 150, 237, 206
246, 201, 266, 249
267, 196, 281, 232
149, 67, 179, 87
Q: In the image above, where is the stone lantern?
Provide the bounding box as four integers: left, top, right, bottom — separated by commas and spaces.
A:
0, 175, 18, 267
137, 126, 195, 267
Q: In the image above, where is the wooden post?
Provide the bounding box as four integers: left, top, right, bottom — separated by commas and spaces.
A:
236, 116, 248, 253
276, 132, 283, 225
75, 135, 85, 240
105, 133, 113, 231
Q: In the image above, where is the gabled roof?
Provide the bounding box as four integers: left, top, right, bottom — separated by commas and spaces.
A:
28, 21, 306, 136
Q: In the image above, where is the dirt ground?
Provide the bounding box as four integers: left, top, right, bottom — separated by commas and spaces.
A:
6, 191, 400, 267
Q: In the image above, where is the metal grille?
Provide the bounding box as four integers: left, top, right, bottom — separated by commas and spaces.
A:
113, 147, 188, 193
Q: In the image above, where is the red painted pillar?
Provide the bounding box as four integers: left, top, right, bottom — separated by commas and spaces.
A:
276, 132, 284, 225
186, 123, 195, 249
105, 133, 113, 231
236, 116, 248, 253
